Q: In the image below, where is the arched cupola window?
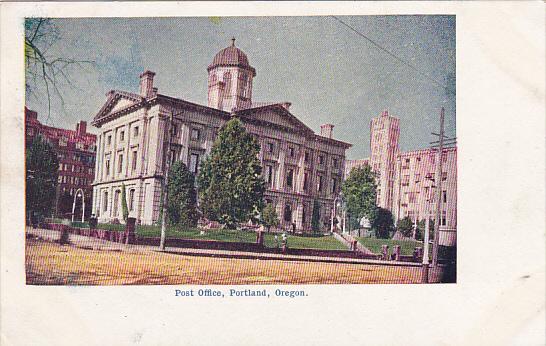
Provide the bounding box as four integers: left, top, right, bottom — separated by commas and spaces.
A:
209, 73, 217, 85
223, 71, 232, 94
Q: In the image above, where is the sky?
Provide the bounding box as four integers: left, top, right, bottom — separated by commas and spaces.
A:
26, 16, 456, 160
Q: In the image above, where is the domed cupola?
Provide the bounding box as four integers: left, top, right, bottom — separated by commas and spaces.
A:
207, 38, 256, 112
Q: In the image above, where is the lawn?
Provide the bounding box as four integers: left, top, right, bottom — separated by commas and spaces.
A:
136, 226, 257, 243
139, 226, 347, 250
63, 221, 347, 251
263, 233, 347, 250
356, 237, 425, 256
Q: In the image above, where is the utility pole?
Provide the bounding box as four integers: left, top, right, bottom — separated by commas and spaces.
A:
431, 107, 445, 267
159, 111, 174, 251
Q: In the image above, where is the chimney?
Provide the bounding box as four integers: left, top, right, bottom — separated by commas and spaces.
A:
25, 107, 38, 120
76, 121, 87, 136
381, 110, 389, 117
152, 87, 158, 98
280, 102, 291, 111
139, 70, 156, 98
320, 123, 334, 139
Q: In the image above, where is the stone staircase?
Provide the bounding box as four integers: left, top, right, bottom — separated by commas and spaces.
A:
332, 232, 376, 256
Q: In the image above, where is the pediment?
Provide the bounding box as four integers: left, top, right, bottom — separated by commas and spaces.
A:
92, 91, 143, 125
239, 104, 313, 134
110, 98, 135, 113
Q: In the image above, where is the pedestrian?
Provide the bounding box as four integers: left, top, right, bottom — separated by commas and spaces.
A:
274, 234, 279, 248
281, 232, 288, 253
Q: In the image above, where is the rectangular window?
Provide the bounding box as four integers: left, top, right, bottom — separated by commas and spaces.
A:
133, 126, 139, 137
129, 189, 135, 211
402, 175, 410, 186
267, 142, 274, 153
172, 124, 178, 137
441, 211, 447, 226
331, 178, 337, 194
120, 131, 125, 141
118, 154, 123, 173
303, 172, 309, 191
58, 176, 62, 183
333, 158, 338, 168
289, 147, 295, 157
304, 151, 309, 163
189, 153, 199, 173
286, 169, 294, 188
318, 155, 324, 165
442, 172, 448, 181
265, 165, 273, 186
191, 128, 200, 140
317, 175, 323, 192
170, 149, 176, 164
107, 135, 112, 145
415, 173, 421, 183
132, 150, 138, 172
103, 192, 108, 212
113, 190, 120, 217
442, 190, 447, 203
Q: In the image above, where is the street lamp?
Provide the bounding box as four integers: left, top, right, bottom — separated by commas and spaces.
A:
331, 194, 346, 234
71, 188, 85, 223
330, 196, 340, 233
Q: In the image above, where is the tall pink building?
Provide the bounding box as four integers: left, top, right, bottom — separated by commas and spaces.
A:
347, 110, 457, 246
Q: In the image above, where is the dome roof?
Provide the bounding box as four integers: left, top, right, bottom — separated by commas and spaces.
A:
208, 38, 256, 76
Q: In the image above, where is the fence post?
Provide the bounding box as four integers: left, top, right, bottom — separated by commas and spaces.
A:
393, 245, 401, 261
381, 245, 389, 260
125, 217, 136, 245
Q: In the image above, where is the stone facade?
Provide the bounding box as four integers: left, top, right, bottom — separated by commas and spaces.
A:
25, 107, 97, 216
346, 110, 457, 246
91, 41, 351, 231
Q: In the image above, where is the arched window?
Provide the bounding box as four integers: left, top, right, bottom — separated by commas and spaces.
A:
209, 73, 217, 86
223, 71, 232, 94
240, 73, 248, 98
283, 204, 292, 222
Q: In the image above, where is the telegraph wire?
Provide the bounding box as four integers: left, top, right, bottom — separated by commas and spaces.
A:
330, 15, 455, 96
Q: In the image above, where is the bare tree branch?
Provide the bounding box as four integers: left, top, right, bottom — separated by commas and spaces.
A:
25, 18, 95, 123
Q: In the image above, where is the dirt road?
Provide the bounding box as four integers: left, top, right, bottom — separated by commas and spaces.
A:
26, 238, 423, 285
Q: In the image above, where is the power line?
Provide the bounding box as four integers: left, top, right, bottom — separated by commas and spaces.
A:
330, 15, 454, 96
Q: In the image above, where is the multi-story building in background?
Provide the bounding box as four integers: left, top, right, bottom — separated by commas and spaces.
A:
91, 39, 351, 231
25, 107, 97, 217
346, 110, 457, 246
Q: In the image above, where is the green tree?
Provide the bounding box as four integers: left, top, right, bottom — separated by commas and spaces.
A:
197, 118, 265, 228
341, 165, 377, 226
261, 204, 279, 232
416, 219, 435, 241
167, 161, 198, 228
121, 183, 129, 222
26, 135, 59, 219
372, 207, 394, 239
311, 199, 321, 233
57, 190, 73, 217
397, 216, 414, 238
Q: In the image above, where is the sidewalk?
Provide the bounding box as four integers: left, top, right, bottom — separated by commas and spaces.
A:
26, 227, 422, 268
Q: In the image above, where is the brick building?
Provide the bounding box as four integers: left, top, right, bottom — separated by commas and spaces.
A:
346, 110, 457, 246
91, 39, 351, 230
25, 107, 97, 217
